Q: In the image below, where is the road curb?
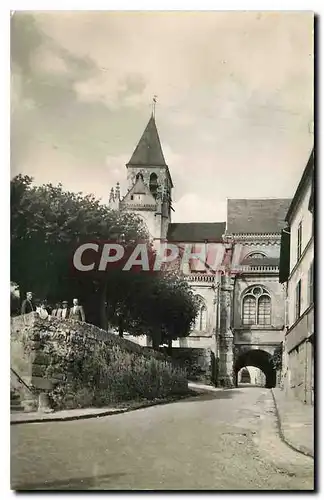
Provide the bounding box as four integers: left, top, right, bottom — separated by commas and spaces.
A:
271, 389, 314, 459
10, 392, 197, 426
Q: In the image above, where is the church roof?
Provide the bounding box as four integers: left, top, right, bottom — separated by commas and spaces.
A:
167, 222, 226, 242
127, 115, 167, 167
227, 198, 291, 234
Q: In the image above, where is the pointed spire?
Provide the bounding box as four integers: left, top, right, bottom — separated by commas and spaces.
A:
115, 182, 120, 201
127, 115, 167, 167
109, 187, 115, 203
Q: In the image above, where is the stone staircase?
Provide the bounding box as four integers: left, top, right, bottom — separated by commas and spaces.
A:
10, 369, 38, 413
10, 389, 24, 413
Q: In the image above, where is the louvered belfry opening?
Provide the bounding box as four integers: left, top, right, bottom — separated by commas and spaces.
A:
149, 172, 158, 198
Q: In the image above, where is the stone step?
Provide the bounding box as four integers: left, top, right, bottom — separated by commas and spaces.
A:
11, 405, 24, 412
11, 397, 24, 411
11, 389, 24, 411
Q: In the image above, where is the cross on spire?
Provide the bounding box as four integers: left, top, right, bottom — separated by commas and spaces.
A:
152, 95, 158, 118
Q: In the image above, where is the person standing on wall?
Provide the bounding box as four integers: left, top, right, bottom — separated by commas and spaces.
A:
51, 302, 62, 318
61, 301, 69, 319
21, 291, 34, 314
69, 298, 85, 322
36, 300, 50, 320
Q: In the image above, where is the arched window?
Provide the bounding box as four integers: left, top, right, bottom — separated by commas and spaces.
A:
149, 172, 158, 197
242, 286, 271, 326
136, 173, 144, 181
246, 252, 267, 259
193, 295, 207, 331
200, 306, 207, 330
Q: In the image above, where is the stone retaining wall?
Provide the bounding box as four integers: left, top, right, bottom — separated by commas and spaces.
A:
11, 314, 188, 411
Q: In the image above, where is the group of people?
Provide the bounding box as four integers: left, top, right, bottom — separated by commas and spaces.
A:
21, 292, 86, 322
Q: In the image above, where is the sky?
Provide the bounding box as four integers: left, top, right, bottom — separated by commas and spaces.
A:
10, 11, 314, 222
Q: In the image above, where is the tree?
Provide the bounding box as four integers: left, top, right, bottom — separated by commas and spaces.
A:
10, 175, 149, 325
10, 282, 20, 316
105, 267, 199, 350
271, 345, 283, 371
11, 175, 199, 348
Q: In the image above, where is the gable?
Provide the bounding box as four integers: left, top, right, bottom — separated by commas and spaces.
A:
120, 177, 157, 208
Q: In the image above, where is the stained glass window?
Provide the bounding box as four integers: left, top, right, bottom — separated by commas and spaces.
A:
242, 286, 272, 326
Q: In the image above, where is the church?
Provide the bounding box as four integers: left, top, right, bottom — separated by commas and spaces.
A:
108, 113, 291, 388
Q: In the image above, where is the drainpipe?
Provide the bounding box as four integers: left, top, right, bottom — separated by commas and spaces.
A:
304, 340, 308, 404
232, 274, 238, 387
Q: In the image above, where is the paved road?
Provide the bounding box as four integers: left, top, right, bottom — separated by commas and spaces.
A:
11, 387, 314, 491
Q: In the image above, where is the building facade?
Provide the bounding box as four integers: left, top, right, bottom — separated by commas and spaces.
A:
279, 150, 314, 404
109, 114, 290, 387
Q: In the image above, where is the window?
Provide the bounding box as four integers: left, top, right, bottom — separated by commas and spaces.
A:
257, 295, 271, 325
242, 286, 271, 326
297, 222, 303, 260
242, 296, 256, 324
295, 280, 301, 321
149, 173, 158, 197
308, 261, 314, 305
246, 252, 267, 259
136, 173, 143, 181
193, 295, 207, 331
200, 306, 207, 330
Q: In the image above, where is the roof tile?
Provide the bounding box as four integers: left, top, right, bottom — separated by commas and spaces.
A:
127, 116, 166, 167
227, 199, 291, 234
167, 222, 226, 242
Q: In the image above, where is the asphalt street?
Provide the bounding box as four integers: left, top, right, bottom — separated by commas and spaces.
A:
11, 386, 314, 491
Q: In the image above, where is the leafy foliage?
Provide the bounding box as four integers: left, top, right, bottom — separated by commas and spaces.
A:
11, 175, 199, 346
271, 345, 282, 370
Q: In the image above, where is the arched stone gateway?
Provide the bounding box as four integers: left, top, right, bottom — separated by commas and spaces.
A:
234, 348, 277, 388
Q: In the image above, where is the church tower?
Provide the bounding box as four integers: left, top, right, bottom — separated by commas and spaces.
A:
119, 114, 173, 244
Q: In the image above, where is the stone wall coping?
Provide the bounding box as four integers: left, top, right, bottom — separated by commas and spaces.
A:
11, 314, 176, 364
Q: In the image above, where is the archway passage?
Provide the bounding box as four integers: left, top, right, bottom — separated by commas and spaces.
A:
239, 367, 251, 384
234, 349, 276, 388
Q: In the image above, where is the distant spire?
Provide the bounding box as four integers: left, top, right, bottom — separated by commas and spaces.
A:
109, 187, 115, 203
115, 182, 120, 200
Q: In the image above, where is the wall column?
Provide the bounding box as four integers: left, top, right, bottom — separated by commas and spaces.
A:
218, 274, 235, 388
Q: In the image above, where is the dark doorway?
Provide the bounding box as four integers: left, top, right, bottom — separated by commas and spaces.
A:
234, 349, 276, 388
